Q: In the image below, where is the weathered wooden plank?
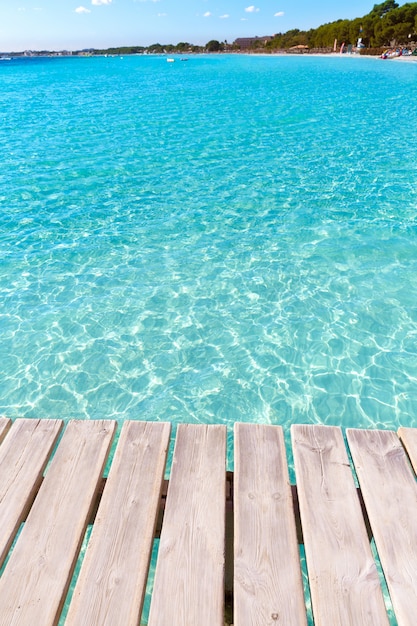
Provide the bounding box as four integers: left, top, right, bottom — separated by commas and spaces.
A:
66, 421, 171, 626
148, 424, 226, 626
292, 424, 389, 626
398, 427, 417, 475
0, 420, 116, 626
0, 417, 11, 444
0, 418, 63, 568
347, 428, 417, 626
234, 423, 307, 626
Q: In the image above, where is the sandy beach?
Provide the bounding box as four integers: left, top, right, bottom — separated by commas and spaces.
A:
393, 54, 417, 61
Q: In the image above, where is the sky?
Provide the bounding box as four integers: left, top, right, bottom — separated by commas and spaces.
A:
0, 0, 407, 52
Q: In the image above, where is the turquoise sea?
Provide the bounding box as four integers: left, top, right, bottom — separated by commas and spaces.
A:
2, 53, 417, 444
2, 53, 417, 624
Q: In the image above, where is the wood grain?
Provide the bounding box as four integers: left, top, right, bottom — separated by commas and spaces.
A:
292, 424, 389, 626
0, 417, 11, 444
0, 420, 116, 626
234, 423, 307, 626
398, 427, 417, 475
66, 421, 171, 626
0, 418, 63, 568
148, 423, 226, 626
347, 428, 417, 626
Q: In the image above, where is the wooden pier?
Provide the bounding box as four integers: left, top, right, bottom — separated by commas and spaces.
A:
1, 417, 417, 625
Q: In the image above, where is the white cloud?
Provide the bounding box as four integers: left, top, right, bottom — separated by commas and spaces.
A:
75, 6, 91, 12
245, 5, 259, 13
92, 0, 112, 4
157, 12, 167, 16
274, 11, 284, 17
219, 14, 229, 19
203, 11, 211, 17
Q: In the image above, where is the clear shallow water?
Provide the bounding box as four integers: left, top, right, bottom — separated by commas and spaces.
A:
1, 54, 417, 443
1, 53, 416, 626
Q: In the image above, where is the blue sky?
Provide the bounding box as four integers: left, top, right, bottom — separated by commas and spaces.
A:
0, 0, 406, 52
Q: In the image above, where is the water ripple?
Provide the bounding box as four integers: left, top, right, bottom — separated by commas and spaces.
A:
1, 55, 417, 437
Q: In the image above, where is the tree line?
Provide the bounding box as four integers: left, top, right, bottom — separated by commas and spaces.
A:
265, 0, 417, 50
91, 1, 417, 56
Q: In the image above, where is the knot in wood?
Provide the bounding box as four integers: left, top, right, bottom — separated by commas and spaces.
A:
271, 613, 279, 621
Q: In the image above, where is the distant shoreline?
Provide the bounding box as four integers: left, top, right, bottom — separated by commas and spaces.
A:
2, 50, 417, 62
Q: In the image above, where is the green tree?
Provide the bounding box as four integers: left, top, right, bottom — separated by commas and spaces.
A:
311, 23, 337, 47
266, 34, 284, 49
176, 42, 191, 52
371, 2, 417, 45
370, 0, 399, 17
148, 43, 164, 53
206, 40, 223, 52
349, 18, 364, 45
334, 19, 351, 43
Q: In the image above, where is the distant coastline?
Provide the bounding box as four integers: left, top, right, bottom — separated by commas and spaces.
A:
2, 49, 417, 61
3, 1, 417, 60
2, 0, 417, 61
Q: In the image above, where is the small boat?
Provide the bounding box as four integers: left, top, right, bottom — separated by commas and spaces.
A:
166, 58, 175, 63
